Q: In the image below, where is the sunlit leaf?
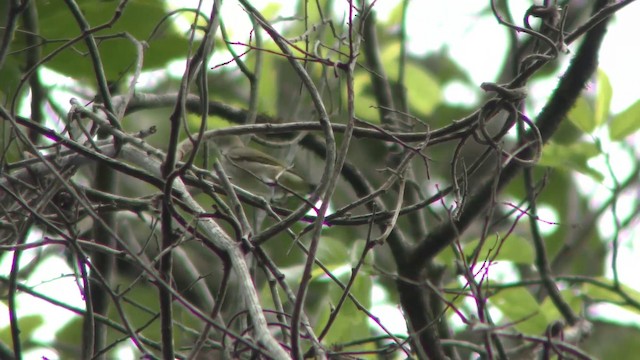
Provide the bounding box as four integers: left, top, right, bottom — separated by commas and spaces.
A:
464, 234, 535, 265
436, 235, 534, 269
582, 277, 640, 316
421, 49, 473, 84
404, 63, 442, 116
314, 271, 373, 347
567, 96, 595, 133
595, 69, 613, 128
386, 2, 405, 25
609, 99, 640, 140
306, 237, 353, 280
381, 43, 442, 116
538, 141, 604, 181
352, 72, 383, 121
0, 314, 44, 348
261, 2, 283, 20
539, 290, 583, 322
491, 288, 547, 334
18, 0, 193, 80
381, 42, 402, 72
553, 119, 584, 145
316, 237, 350, 267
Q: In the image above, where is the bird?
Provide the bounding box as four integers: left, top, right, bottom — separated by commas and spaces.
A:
214, 135, 312, 200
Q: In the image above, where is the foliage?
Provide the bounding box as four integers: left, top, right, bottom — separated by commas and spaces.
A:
1, 0, 640, 359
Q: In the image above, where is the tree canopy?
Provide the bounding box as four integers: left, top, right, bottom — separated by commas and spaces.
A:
2, 1, 640, 359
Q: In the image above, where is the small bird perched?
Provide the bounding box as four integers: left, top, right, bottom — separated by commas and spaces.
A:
214, 135, 312, 200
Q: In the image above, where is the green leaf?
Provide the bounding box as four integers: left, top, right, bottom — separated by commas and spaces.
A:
463, 234, 535, 265
609, 99, 640, 140
315, 237, 350, 268
386, 2, 405, 25
582, 277, 640, 316
595, 69, 613, 128
260, 2, 283, 20
0, 314, 44, 349
539, 290, 583, 322
491, 288, 547, 334
435, 246, 456, 267
246, 53, 279, 114
381, 42, 442, 116
553, 119, 584, 145
352, 72, 383, 122
105, 282, 161, 342
538, 141, 604, 181
567, 96, 595, 133
20, 0, 193, 80
583, 321, 640, 359
436, 234, 534, 277
278, 237, 349, 281
421, 49, 472, 84
381, 42, 402, 72
54, 317, 83, 353
404, 63, 442, 116
314, 272, 373, 347
0, 56, 21, 104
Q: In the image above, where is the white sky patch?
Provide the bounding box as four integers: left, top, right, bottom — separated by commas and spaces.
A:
404, 1, 507, 84
370, 284, 408, 335
598, 2, 640, 113
589, 303, 640, 328
443, 81, 479, 106
0, 254, 83, 341
535, 203, 560, 236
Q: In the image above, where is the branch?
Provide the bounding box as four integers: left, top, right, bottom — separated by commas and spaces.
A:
409, 0, 612, 268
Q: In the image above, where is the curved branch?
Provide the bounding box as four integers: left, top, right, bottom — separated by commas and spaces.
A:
409, 0, 612, 269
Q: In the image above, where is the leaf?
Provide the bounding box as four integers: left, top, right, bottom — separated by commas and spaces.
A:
352, 72, 383, 121
491, 288, 548, 334
0, 56, 22, 104
381, 42, 442, 116
436, 234, 534, 284
260, 2, 283, 20
105, 282, 161, 342
309, 236, 372, 281
386, 2, 405, 25
583, 321, 640, 359
595, 69, 613, 128
404, 63, 442, 116
17, 0, 193, 80
314, 272, 373, 347
539, 290, 583, 322
254, 51, 278, 114
315, 237, 350, 269
553, 119, 584, 145
54, 317, 83, 352
0, 314, 44, 349
381, 42, 403, 72
567, 96, 595, 133
463, 234, 535, 265
582, 277, 640, 316
421, 49, 473, 84
538, 141, 604, 181
609, 99, 640, 140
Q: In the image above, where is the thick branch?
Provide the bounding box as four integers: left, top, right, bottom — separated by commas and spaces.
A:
409, 0, 611, 268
